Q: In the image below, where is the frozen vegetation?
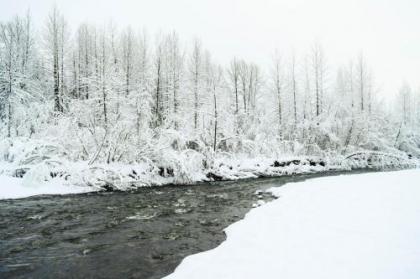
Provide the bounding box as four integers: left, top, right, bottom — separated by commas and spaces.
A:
0, 9, 419, 197
165, 169, 420, 279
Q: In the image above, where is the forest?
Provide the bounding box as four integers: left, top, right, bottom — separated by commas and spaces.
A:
1, 8, 419, 190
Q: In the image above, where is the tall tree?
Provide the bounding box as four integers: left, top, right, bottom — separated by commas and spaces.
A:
290, 53, 298, 125
167, 31, 183, 130
121, 27, 135, 97
311, 42, 326, 117
46, 6, 65, 112
189, 39, 202, 131
356, 53, 367, 113
228, 58, 240, 133
271, 53, 284, 131
153, 39, 165, 128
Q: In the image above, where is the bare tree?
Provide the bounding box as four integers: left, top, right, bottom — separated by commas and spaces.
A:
247, 63, 260, 120
135, 29, 151, 136
271, 53, 284, 130
189, 38, 202, 131
121, 27, 135, 97
167, 31, 183, 130
399, 83, 412, 125
100, 28, 108, 127
211, 65, 223, 152
228, 58, 240, 133
239, 60, 249, 114
311, 42, 326, 117
154, 39, 165, 128
290, 52, 298, 125
46, 6, 65, 112
356, 53, 366, 113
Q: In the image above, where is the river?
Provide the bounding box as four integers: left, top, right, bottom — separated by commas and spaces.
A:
0, 171, 366, 279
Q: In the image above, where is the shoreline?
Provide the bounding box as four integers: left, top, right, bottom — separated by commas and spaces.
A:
1, 163, 415, 200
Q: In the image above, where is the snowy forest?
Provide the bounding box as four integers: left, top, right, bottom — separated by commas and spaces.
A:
1, 8, 420, 190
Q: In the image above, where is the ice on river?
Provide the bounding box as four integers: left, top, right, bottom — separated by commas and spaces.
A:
165, 169, 420, 279
0, 175, 93, 200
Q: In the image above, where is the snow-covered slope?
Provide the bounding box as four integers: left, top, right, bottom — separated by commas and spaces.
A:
165, 169, 420, 279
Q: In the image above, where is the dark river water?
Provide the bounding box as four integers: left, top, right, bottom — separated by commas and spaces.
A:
0, 171, 366, 279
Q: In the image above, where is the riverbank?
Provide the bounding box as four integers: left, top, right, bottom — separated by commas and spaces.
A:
0, 137, 418, 200
0, 153, 418, 200
1, 156, 417, 200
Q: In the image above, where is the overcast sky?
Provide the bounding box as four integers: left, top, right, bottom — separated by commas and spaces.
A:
1, 0, 419, 99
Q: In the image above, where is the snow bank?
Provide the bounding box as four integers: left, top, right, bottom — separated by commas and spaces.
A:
0, 175, 94, 200
0, 137, 418, 199
165, 169, 420, 279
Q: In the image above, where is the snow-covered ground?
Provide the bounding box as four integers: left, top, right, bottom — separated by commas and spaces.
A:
0, 175, 93, 200
0, 137, 417, 200
165, 169, 420, 279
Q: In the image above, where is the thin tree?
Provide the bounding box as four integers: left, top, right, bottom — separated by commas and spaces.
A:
357, 53, 366, 112
271, 53, 284, 130
290, 52, 298, 125
190, 38, 202, 131
311, 42, 326, 117
46, 6, 64, 112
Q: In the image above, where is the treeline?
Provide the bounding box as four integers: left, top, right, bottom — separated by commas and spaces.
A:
1, 8, 419, 164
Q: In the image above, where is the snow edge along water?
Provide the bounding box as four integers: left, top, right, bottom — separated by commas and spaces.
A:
0, 150, 418, 200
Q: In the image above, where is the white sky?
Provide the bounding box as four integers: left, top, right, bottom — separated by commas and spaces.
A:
1, 0, 419, 98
